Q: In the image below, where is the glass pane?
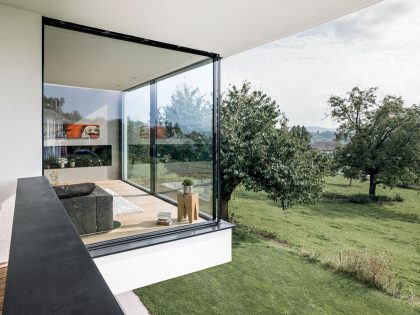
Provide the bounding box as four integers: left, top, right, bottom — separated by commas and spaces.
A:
124, 85, 151, 190
43, 84, 122, 183
156, 62, 214, 215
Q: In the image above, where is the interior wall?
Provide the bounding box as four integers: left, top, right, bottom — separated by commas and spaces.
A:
0, 5, 42, 263
43, 85, 122, 183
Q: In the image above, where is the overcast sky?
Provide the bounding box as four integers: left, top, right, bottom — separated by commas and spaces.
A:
221, 0, 420, 129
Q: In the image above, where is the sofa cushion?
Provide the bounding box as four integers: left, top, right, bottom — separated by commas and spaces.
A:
53, 183, 96, 199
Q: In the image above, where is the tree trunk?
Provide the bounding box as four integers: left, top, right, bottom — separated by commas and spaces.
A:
221, 193, 231, 221
349, 178, 352, 186
369, 174, 376, 196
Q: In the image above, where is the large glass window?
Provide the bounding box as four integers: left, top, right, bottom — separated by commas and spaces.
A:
122, 61, 214, 216
156, 62, 214, 215
43, 22, 218, 245
123, 85, 151, 190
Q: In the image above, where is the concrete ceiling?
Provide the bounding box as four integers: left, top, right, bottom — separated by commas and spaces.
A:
1, 0, 382, 57
44, 26, 206, 90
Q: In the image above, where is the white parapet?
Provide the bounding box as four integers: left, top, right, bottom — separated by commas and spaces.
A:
94, 228, 232, 294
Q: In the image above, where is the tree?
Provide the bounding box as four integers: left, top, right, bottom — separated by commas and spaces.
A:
329, 87, 420, 196
341, 166, 359, 186
160, 84, 212, 134
220, 82, 329, 220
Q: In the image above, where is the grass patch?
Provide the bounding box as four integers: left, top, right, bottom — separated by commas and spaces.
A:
230, 176, 420, 304
136, 228, 418, 315
135, 175, 419, 314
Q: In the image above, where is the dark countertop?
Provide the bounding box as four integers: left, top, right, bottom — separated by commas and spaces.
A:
4, 176, 124, 315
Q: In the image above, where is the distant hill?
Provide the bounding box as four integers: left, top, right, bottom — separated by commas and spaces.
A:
305, 126, 336, 144
305, 126, 335, 133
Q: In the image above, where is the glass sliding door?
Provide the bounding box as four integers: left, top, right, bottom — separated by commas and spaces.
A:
123, 85, 151, 190
156, 61, 214, 215
122, 60, 215, 216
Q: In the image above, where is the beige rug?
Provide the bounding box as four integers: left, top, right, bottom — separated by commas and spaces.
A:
104, 188, 143, 216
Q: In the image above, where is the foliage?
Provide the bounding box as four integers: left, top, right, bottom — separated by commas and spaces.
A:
348, 194, 372, 204
43, 95, 83, 123
62, 110, 83, 123
43, 95, 65, 113
160, 84, 212, 134
43, 156, 60, 169
221, 82, 329, 219
182, 178, 194, 186
329, 87, 420, 196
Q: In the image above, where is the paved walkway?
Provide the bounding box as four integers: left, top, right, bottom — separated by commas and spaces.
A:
116, 291, 150, 315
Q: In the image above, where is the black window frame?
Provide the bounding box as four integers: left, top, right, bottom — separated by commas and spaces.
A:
41, 17, 222, 255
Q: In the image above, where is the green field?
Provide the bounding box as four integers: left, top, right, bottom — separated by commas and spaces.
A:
136, 176, 420, 314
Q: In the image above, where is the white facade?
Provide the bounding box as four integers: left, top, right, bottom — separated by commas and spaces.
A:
0, 5, 42, 263
95, 229, 232, 294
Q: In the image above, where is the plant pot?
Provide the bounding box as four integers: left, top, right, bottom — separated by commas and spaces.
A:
183, 185, 193, 194
59, 162, 66, 168
69, 161, 75, 168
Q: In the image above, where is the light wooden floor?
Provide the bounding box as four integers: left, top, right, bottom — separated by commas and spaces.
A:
0, 263, 7, 315
81, 180, 205, 245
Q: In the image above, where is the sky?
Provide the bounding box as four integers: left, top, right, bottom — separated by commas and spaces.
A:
221, 0, 420, 129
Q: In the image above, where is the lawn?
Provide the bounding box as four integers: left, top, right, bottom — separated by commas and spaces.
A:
136, 176, 420, 314
230, 176, 420, 297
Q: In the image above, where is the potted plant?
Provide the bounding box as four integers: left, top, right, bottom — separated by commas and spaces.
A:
182, 178, 194, 194
69, 158, 76, 168
58, 157, 68, 169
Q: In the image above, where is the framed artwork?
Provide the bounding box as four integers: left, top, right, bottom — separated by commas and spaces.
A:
65, 124, 100, 139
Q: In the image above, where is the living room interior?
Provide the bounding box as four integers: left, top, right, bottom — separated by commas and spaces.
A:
42, 21, 217, 244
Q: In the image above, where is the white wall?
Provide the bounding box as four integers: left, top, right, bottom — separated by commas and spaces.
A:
94, 229, 232, 294
0, 5, 42, 263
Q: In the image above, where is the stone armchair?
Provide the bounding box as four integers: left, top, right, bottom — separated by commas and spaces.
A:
53, 183, 113, 235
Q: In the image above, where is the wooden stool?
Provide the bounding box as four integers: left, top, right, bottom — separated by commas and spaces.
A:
177, 193, 199, 223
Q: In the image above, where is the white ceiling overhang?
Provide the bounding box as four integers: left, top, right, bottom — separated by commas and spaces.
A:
44, 26, 207, 90
1, 0, 382, 57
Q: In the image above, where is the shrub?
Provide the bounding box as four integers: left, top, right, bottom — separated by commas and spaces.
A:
393, 194, 404, 202
373, 195, 393, 203
322, 192, 348, 200
348, 194, 395, 204
349, 194, 371, 204
299, 250, 321, 263
331, 250, 400, 295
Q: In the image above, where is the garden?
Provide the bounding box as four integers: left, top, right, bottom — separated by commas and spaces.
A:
136, 175, 420, 314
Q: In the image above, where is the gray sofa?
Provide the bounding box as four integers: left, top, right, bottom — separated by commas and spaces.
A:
53, 183, 113, 235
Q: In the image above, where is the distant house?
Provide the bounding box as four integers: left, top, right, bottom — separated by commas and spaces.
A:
312, 141, 337, 154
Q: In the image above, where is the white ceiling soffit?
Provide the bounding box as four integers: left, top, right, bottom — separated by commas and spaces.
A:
1, 0, 382, 57
44, 26, 206, 90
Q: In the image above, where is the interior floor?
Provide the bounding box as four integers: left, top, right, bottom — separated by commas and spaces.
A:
81, 180, 206, 245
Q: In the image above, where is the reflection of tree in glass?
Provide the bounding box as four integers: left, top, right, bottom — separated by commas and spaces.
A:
160, 84, 212, 135
43, 95, 65, 113
158, 84, 213, 180
43, 95, 83, 123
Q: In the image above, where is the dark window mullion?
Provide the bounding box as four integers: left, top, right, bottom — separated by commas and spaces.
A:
150, 81, 158, 194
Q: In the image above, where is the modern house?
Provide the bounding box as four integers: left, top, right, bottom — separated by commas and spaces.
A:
0, 1, 381, 314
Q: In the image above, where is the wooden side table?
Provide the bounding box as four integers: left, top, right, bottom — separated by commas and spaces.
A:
177, 193, 199, 223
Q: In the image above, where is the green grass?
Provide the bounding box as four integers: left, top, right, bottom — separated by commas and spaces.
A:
136, 176, 420, 314
136, 229, 418, 315
230, 176, 420, 297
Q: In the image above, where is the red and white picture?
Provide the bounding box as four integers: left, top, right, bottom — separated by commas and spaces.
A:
65, 124, 100, 139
